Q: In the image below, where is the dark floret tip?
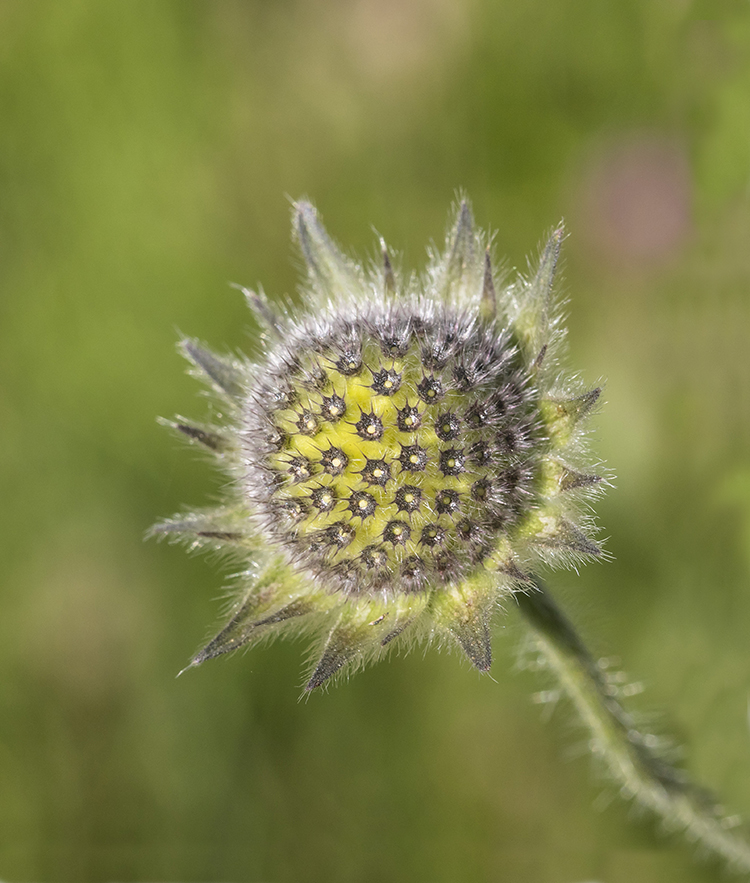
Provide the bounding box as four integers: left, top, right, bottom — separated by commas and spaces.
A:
348, 492, 377, 519
439, 448, 466, 476
320, 447, 348, 475
397, 404, 422, 432
336, 354, 363, 375
355, 411, 384, 441
371, 368, 402, 396
361, 458, 391, 486
417, 375, 443, 403
321, 394, 346, 420
399, 445, 428, 473
310, 487, 337, 511
395, 486, 422, 514
383, 521, 411, 545
435, 413, 461, 441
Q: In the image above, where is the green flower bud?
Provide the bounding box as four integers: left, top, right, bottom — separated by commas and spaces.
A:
153, 199, 606, 689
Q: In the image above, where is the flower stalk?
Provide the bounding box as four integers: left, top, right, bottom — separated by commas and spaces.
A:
517, 580, 750, 874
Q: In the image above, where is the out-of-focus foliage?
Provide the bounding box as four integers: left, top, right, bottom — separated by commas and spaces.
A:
1, 2, 749, 881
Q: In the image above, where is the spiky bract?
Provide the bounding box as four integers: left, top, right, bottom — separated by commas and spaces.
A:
154, 200, 605, 690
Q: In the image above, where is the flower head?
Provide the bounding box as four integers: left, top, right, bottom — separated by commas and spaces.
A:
154, 200, 605, 689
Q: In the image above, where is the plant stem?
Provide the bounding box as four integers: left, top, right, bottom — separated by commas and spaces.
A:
515, 578, 750, 875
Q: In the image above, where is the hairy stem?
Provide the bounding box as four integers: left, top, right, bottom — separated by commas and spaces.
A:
515, 579, 750, 875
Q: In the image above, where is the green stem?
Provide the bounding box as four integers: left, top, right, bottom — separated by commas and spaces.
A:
515, 579, 750, 875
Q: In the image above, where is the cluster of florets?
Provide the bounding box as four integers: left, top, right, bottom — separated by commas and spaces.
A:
250, 305, 541, 597
154, 200, 605, 690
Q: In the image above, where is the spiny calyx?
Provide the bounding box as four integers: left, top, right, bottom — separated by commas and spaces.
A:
154, 199, 606, 689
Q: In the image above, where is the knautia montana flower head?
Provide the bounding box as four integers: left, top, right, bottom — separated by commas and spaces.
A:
154, 200, 606, 690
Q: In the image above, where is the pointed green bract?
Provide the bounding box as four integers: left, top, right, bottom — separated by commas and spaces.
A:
235, 284, 283, 336
180, 339, 246, 404
444, 201, 475, 284
295, 200, 361, 297
433, 199, 484, 302
523, 511, 602, 559
557, 465, 605, 492
188, 559, 338, 668
150, 506, 256, 551
541, 388, 602, 446
507, 225, 564, 367
306, 594, 427, 689
191, 597, 314, 668
431, 571, 499, 671
159, 416, 234, 454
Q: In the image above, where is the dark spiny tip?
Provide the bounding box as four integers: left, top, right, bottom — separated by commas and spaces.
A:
532, 343, 548, 369
381, 620, 411, 646
233, 284, 282, 335
195, 530, 244, 541
457, 199, 473, 233
305, 645, 354, 690
551, 387, 602, 426
179, 339, 245, 402
480, 249, 497, 322
536, 519, 603, 557
443, 199, 475, 290
171, 420, 231, 453
452, 200, 474, 250
497, 559, 534, 584
381, 238, 396, 295
559, 468, 604, 492
454, 621, 492, 671
293, 200, 318, 232
576, 387, 602, 418
530, 221, 565, 317
540, 222, 564, 276
190, 597, 313, 674
294, 200, 324, 279
187, 644, 228, 669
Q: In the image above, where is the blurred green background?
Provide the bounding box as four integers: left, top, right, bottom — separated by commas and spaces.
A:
2, 2, 750, 881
